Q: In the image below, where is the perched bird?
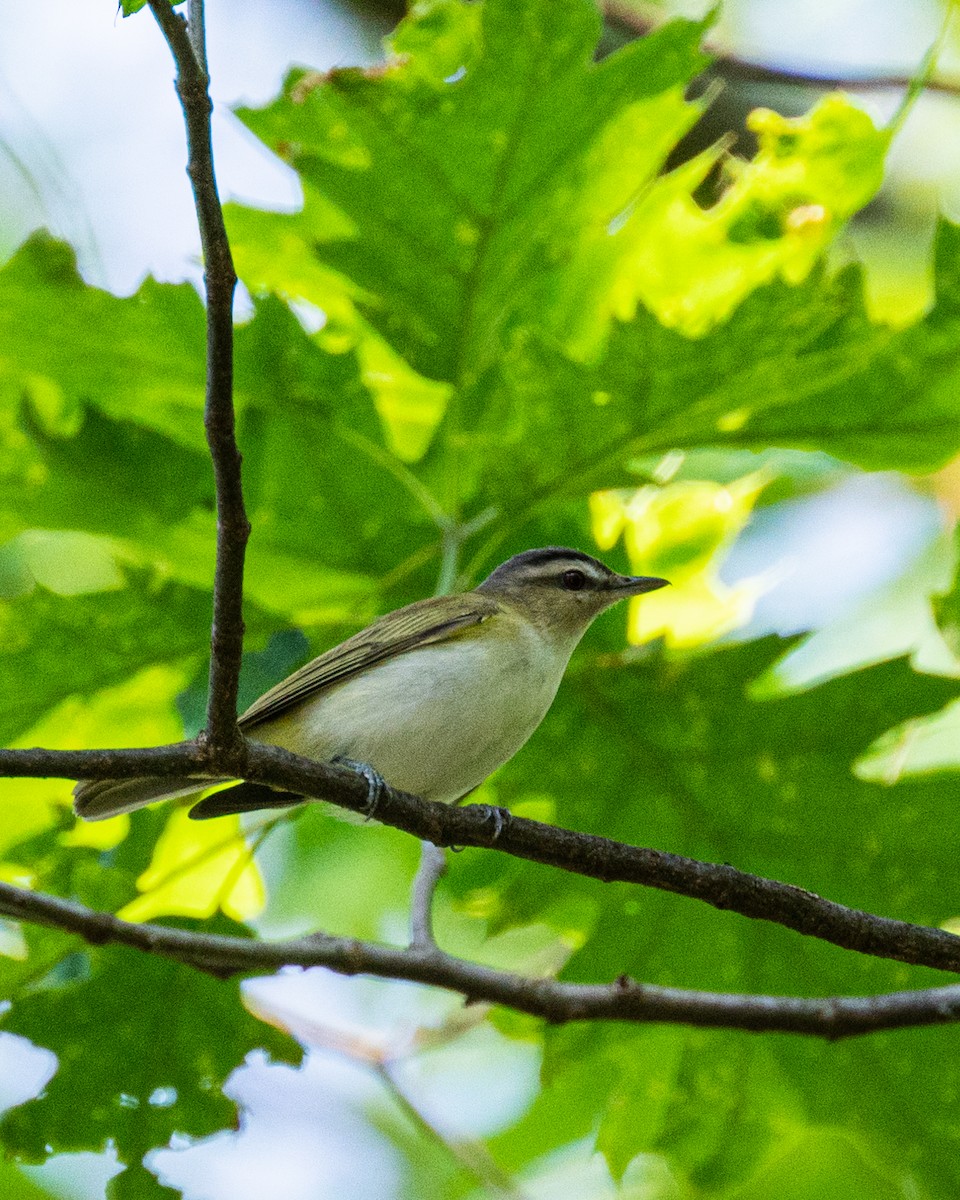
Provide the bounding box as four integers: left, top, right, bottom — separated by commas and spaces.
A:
74, 547, 668, 822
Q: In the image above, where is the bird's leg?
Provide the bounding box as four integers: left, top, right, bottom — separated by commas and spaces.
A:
331, 756, 388, 819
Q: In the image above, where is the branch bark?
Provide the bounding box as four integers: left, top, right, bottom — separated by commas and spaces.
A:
2, 879, 959, 1040
4, 740, 960, 978
146, 0, 248, 751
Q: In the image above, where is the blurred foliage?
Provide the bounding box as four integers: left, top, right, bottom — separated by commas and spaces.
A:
4, 0, 960, 1196
0, 926, 299, 1172
590, 472, 769, 646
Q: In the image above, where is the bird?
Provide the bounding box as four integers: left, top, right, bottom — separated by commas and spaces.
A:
73, 547, 668, 822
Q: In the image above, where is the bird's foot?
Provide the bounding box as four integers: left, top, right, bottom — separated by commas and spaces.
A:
331, 756, 388, 820
476, 803, 509, 843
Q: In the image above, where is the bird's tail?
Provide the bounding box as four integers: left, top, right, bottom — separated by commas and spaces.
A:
72, 775, 219, 822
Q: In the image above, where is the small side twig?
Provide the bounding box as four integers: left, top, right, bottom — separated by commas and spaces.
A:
409, 842, 448, 950
146, 0, 249, 752
186, 0, 207, 74
240, 998, 527, 1195
604, 1, 960, 100
375, 1060, 528, 1199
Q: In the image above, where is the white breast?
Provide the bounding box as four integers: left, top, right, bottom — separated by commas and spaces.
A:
251, 617, 575, 803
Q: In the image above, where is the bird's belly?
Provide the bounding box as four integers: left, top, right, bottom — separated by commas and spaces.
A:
251, 632, 565, 803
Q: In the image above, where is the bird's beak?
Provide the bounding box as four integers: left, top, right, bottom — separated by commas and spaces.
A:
609, 574, 670, 596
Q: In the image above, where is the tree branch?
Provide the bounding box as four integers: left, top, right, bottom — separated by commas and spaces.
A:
146, 0, 248, 751
2, 879, 960, 1039
4, 740, 960, 977
604, 2, 960, 100
236, 745, 960, 978
0, 744, 210, 779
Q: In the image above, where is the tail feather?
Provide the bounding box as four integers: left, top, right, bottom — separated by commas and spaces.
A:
188, 782, 304, 821
72, 775, 219, 822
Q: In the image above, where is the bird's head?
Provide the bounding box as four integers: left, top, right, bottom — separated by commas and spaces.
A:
476, 547, 669, 643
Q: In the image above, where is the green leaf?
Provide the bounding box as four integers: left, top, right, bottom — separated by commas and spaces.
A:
0, 1159, 60, 1200
0, 403, 213, 549
0, 237, 442, 619
236, 0, 708, 382
0, 663, 194, 866
933, 523, 960, 659
0, 925, 76, 1007
119, 806, 266, 924
0, 235, 207, 451
0, 576, 216, 747
254, 803, 420, 940
108, 1163, 179, 1200
855, 697, 960, 786
724, 1126, 917, 1200
231, 296, 437, 615
458, 637, 960, 1189
621, 94, 889, 336
469, 230, 960, 527
227, 0, 960, 549
120, 0, 149, 14
0, 926, 300, 1166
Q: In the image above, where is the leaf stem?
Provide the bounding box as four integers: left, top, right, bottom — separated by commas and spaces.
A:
606, 2, 960, 100
336, 425, 449, 528
887, 1, 956, 137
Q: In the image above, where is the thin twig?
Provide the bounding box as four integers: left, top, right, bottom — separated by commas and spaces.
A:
375, 1061, 528, 1199
186, 0, 207, 75
5, 739, 960, 977
211, 813, 284, 914
242, 1000, 526, 1195
409, 842, 447, 950
146, 0, 249, 752
2, 881, 960, 1039
604, 1, 960, 100
335, 425, 450, 528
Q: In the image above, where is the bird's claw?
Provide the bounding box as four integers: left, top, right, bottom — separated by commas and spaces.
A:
331, 756, 387, 820
478, 803, 508, 843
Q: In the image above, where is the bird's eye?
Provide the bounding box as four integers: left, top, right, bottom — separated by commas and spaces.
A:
561, 569, 588, 592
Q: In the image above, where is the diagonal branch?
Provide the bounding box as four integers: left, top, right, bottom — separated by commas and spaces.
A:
2, 879, 960, 1040
374, 1060, 528, 1199
146, 0, 249, 751
236, 744, 960, 977
3, 740, 960, 976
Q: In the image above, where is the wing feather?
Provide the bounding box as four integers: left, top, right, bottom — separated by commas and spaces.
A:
239, 594, 499, 730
